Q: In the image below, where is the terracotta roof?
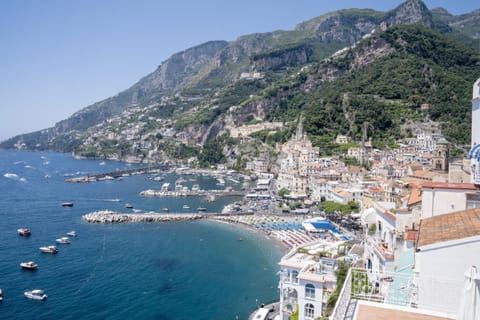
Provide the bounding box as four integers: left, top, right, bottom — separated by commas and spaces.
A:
355, 303, 453, 320
404, 230, 419, 241
422, 182, 479, 190
369, 187, 384, 193
407, 188, 422, 206
417, 208, 480, 247
411, 170, 436, 179
381, 210, 396, 222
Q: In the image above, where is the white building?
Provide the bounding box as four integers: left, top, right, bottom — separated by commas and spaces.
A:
414, 208, 480, 314
468, 78, 480, 184
278, 248, 337, 320
420, 182, 480, 219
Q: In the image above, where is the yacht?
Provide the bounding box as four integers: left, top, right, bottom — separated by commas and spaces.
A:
24, 289, 47, 300
67, 231, 77, 237
17, 228, 31, 236
55, 237, 70, 244
20, 261, 38, 270
39, 245, 58, 254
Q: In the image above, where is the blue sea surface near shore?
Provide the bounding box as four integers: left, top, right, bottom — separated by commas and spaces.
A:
0, 150, 284, 320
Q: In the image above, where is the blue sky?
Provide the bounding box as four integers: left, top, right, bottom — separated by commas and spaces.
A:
0, 0, 478, 141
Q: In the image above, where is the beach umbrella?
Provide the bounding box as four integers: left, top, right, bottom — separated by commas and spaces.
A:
457, 266, 480, 320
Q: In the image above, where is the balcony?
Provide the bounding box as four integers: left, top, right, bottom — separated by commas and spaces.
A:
330, 268, 461, 320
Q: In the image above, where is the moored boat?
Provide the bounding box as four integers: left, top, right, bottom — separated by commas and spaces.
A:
20, 261, 38, 270
182, 205, 190, 209
24, 289, 47, 300
17, 228, 31, 236
125, 203, 133, 209
62, 202, 74, 207
67, 231, 77, 237
0, 288, 3, 301
162, 208, 169, 212
197, 207, 207, 212
56, 237, 70, 244
39, 245, 58, 253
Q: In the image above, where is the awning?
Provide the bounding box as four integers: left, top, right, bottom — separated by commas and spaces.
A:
468, 144, 480, 160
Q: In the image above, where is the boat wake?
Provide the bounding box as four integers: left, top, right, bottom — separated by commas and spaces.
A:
76, 234, 106, 294
79, 198, 122, 202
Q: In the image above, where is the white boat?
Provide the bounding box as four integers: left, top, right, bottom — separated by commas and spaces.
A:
20, 261, 38, 270
0, 288, 3, 301
17, 228, 31, 236
67, 231, 77, 237
161, 182, 170, 191
39, 245, 58, 253
56, 237, 70, 244
24, 289, 47, 300
182, 205, 190, 209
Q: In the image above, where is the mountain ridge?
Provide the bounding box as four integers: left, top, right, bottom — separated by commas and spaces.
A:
2, 0, 479, 166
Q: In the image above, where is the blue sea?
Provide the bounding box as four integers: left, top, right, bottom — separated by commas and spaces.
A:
0, 150, 285, 320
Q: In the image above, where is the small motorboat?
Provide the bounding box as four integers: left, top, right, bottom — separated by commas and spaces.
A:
20, 261, 38, 270
24, 289, 47, 300
162, 208, 169, 212
55, 237, 70, 244
67, 231, 77, 237
125, 204, 134, 209
17, 228, 31, 236
62, 202, 74, 207
0, 288, 3, 302
39, 245, 58, 254
182, 205, 190, 209
197, 207, 207, 212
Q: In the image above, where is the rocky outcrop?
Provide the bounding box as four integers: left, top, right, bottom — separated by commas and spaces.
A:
252, 44, 314, 71
384, 0, 433, 28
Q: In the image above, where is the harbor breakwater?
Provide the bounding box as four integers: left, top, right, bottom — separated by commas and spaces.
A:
82, 210, 203, 223
139, 189, 246, 197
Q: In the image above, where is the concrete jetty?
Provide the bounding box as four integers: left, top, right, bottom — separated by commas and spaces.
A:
139, 189, 246, 197
82, 210, 203, 223
65, 165, 169, 183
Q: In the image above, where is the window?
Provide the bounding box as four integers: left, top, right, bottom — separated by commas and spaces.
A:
292, 271, 299, 284
304, 303, 315, 319
305, 283, 315, 299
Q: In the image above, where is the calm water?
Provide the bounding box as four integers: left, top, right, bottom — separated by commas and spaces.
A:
0, 150, 284, 320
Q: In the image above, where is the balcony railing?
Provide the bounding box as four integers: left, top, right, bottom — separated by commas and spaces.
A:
330, 267, 353, 320
330, 268, 463, 320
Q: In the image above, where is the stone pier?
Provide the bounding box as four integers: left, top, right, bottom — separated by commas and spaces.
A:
82, 210, 203, 223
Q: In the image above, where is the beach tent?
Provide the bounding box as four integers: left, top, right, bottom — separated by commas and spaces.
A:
457, 266, 480, 320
